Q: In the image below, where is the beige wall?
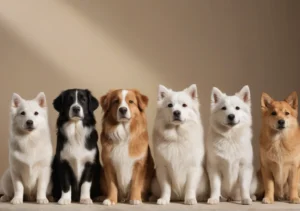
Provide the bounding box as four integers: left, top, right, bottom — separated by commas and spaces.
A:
0, 0, 300, 174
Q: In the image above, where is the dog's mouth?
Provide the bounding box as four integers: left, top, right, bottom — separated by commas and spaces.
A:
277, 125, 285, 130
118, 117, 131, 122
226, 120, 240, 127
25, 127, 35, 132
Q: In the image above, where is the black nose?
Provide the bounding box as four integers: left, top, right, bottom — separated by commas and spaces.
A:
173, 110, 181, 117
228, 114, 235, 121
26, 120, 33, 127
119, 107, 128, 115
72, 106, 80, 114
278, 119, 285, 126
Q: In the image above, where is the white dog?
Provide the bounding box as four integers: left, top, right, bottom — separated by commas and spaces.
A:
151, 84, 209, 205
206, 85, 257, 205
0, 93, 53, 204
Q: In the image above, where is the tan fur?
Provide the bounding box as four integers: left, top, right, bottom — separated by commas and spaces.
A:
260, 91, 300, 204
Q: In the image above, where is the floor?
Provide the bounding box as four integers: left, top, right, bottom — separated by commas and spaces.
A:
0, 202, 300, 211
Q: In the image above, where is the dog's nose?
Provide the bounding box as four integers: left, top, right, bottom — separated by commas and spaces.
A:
173, 110, 181, 117
278, 119, 285, 126
26, 120, 33, 127
228, 114, 235, 121
72, 106, 80, 114
119, 107, 128, 115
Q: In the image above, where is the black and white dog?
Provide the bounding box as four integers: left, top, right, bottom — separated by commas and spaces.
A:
51, 89, 102, 205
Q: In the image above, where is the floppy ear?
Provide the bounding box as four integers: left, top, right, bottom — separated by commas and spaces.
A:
158, 85, 170, 101
86, 90, 99, 112
53, 92, 63, 112
211, 87, 224, 105
261, 92, 273, 110
134, 90, 148, 111
185, 84, 198, 100
237, 85, 251, 105
285, 91, 298, 110
11, 93, 23, 108
35, 92, 47, 107
100, 91, 112, 112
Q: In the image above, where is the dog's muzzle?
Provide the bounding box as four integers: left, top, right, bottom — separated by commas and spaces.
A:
25, 120, 35, 131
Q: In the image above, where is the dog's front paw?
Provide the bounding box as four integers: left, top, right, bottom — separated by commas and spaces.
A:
184, 198, 197, 205
290, 197, 300, 204
103, 198, 116, 206
242, 198, 252, 205
130, 199, 142, 205
250, 195, 257, 201
262, 197, 274, 204
37, 198, 49, 204
207, 197, 219, 205
157, 198, 170, 205
80, 198, 93, 205
58, 198, 71, 205
10, 197, 23, 205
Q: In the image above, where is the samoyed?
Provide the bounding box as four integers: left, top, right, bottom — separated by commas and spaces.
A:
206, 85, 259, 205
151, 84, 209, 205
0, 92, 53, 204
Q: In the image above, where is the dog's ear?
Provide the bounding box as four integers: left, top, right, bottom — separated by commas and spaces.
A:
285, 91, 298, 110
86, 90, 99, 112
11, 93, 23, 108
53, 92, 64, 112
237, 85, 251, 105
158, 85, 170, 101
134, 90, 148, 112
261, 92, 273, 111
35, 92, 47, 107
185, 84, 198, 100
100, 90, 113, 112
211, 87, 224, 105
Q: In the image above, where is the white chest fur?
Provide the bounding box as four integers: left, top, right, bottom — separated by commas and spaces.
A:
60, 121, 96, 182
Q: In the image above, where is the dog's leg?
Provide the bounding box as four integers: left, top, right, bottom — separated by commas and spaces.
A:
184, 167, 200, 205
36, 166, 51, 204
156, 166, 171, 205
261, 166, 274, 204
207, 167, 221, 205
58, 162, 72, 205
103, 164, 118, 206
129, 162, 144, 205
239, 164, 253, 205
10, 171, 24, 205
79, 163, 93, 205
288, 167, 300, 204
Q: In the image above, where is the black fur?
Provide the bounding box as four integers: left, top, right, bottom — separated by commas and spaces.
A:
51, 89, 102, 202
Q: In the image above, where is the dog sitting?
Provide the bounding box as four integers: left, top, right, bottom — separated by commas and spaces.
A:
0, 92, 53, 204
51, 89, 102, 205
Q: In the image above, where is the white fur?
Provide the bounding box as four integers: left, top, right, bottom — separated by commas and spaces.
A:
0, 93, 52, 204
206, 85, 257, 205
117, 90, 131, 121
69, 90, 84, 120
151, 84, 209, 205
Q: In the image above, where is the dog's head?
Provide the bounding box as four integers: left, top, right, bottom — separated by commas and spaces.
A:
261, 91, 298, 132
156, 84, 200, 126
11, 92, 48, 133
210, 85, 252, 129
100, 89, 148, 123
53, 89, 99, 121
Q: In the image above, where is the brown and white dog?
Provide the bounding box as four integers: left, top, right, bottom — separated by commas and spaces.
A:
99, 89, 154, 205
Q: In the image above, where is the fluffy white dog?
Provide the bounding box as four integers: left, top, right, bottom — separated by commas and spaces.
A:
151, 84, 209, 205
0, 92, 53, 204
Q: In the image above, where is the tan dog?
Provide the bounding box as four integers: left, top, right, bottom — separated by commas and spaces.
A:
99, 89, 154, 206
260, 91, 300, 204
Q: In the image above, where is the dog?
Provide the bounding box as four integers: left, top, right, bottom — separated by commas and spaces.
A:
100, 89, 153, 205
150, 84, 209, 205
206, 85, 258, 205
0, 92, 53, 204
51, 89, 102, 205
260, 91, 300, 204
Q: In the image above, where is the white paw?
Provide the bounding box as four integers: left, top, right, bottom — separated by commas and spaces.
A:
251, 195, 257, 201
37, 198, 49, 204
242, 198, 252, 205
80, 198, 93, 204
207, 197, 219, 205
58, 198, 71, 205
0, 195, 11, 202
157, 198, 170, 205
130, 199, 142, 205
103, 199, 116, 206
10, 197, 23, 205
184, 198, 197, 205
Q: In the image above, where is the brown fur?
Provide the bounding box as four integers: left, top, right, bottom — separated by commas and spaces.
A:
260, 91, 300, 204
99, 89, 154, 204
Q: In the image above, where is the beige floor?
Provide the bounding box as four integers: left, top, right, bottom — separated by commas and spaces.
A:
0, 202, 300, 211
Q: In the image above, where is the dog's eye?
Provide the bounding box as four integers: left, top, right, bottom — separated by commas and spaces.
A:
34, 112, 39, 116
271, 111, 277, 116
182, 104, 187, 107
285, 112, 290, 116
236, 106, 240, 110
20, 111, 26, 116
168, 103, 173, 108
113, 99, 119, 104
129, 100, 134, 104
222, 107, 226, 110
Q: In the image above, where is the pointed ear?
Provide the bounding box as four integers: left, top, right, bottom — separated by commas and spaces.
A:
285, 91, 298, 110
53, 92, 63, 112
134, 90, 148, 111
261, 92, 273, 110
237, 85, 251, 105
158, 85, 170, 101
86, 90, 99, 112
211, 87, 224, 105
35, 92, 47, 107
100, 90, 113, 112
185, 84, 198, 100
11, 93, 23, 108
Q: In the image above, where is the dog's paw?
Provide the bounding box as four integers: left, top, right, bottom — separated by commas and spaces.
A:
130, 199, 142, 205
10, 197, 23, 205
250, 195, 257, 201
80, 198, 93, 205
242, 198, 252, 205
157, 198, 170, 205
184, 198, 197, 205
290, 197, 300, 204
58, 198, 71, 205
207, 197, 219, 205
262, 197, 274, 204
0, 195, 11, 202
37, 198, 49, 204
103, 199, 116, 206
